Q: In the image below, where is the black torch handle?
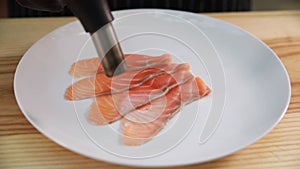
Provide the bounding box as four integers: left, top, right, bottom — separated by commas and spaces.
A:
65, 0, 113, 34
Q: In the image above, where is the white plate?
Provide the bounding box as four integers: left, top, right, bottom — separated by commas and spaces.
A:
14, 9, 291, 167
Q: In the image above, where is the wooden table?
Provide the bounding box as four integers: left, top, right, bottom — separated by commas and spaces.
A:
0, 11, 299, 169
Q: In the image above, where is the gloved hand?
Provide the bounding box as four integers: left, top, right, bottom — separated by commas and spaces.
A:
16, 0, 66, 12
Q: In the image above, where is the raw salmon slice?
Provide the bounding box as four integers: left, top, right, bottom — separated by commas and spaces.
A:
88, 64, 193, 125
121, 77, 211, 146
69, 54, 172, 78
65, 63, 185, 100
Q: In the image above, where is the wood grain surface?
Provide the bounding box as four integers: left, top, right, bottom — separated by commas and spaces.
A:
0, 11, 300, 169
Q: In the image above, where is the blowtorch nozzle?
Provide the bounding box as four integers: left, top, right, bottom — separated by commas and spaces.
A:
65, 0, 127, 77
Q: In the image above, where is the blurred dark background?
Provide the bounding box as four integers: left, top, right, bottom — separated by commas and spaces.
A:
1, 0, 251, 18
1, 0, 299, 18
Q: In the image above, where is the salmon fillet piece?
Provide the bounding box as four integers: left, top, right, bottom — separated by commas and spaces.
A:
69, 54, 172, 78
65, 63, 185, 100
65, 53, 211, 146
88, 64, 193, 125
121, 77, 211, 146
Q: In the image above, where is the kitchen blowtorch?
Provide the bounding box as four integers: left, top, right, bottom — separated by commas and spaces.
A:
65, 0, 127, 77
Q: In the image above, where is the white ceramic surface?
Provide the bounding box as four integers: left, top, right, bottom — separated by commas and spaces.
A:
14, 9, 290, 167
